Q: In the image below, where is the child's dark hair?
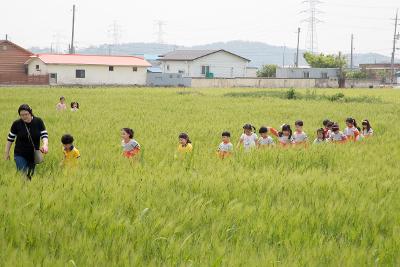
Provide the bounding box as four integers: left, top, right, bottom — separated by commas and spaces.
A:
122, 128, 134, 139
222, 131, 231, 137
243, 124, 256, 133
323, 119, 331, 127
71, 102, 80, 109
60, 96, 65, 100
332, 123, 340, 132
279, 124, 292, 139
18, 104, 33, 116
316, 128, 325, 140
259, 126, 269, 134
61, 134, 74, 145
179, 132, 191, 144
327, 121, 334, 128
295, 120, 304, 127
362, 119, 371, 131
346, 117, 360, 131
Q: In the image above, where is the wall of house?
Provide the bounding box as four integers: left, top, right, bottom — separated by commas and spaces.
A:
0, 41, 39, 84
28, 60, 147, 85
246, 68, 258, 78
160, 51, 249, 78
276, 68, 339, 79
147, 73, 191, 87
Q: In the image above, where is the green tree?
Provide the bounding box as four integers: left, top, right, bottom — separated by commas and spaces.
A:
303, 52, 347, 68
257, 64, 277, 78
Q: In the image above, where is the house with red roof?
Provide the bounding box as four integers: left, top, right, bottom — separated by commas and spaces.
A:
25, 54, 151, 85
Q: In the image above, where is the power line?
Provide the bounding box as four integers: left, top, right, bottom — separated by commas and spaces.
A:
301, 0, 323, 53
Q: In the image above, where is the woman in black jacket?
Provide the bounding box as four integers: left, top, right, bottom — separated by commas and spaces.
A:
4, 104, 49, 180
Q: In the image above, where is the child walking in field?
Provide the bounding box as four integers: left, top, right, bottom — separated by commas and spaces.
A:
71, 102, 79, 112
177, 133, 193, 153
56, 96, 67, 111
313, 128, 327, 144
361, 119, 373, 137
217, 131, 233, 158
322, 119, 331, 139
293, 120, 308, 145
329, 123, 347, 143
61, 134, 80, 167
237, 124, 258, 151
121, 128, 141, 158
257, 126, 275, 148
269, 124, 294, 147
343, 117, 361, 141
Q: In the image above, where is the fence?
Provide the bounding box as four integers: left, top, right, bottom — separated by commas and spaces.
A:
191, 78, 386, 89
0, 73, 49, 85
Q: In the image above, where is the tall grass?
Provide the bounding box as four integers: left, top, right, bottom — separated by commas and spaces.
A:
0, 87, 399, 266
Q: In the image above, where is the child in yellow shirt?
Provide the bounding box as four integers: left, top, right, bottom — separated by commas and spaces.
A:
177, 133, 193, 153
61, 134, 80, 167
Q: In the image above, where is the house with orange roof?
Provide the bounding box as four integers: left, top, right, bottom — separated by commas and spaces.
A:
25, 53, 151, 85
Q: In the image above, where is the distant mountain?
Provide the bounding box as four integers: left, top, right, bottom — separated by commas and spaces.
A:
30, 40, 398, 68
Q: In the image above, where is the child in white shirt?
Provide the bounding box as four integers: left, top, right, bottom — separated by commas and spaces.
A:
217, 131, 233, 158
293, 120, 308, 145
237, 124, 258, 151
361, 119, 373, 137
257, 126, 275, 148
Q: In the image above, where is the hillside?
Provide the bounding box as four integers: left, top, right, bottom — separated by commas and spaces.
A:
30, 40, 398, 68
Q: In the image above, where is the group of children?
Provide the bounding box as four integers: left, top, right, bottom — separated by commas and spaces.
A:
58, 112, 374, 165
116, 117, 374, 162
56, 96, 80, 112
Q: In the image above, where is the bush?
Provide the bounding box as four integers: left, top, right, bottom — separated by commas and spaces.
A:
286, 88, 297, 99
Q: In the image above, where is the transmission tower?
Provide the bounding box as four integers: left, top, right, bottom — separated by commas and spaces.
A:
302, 0, 323, 54
154, 20, 166, 44
108, 20, 122, 55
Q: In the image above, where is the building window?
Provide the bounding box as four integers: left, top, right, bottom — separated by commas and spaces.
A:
76, 69, 85, 78
303, 71, 310, 78
178, 70, 185, 74
321, 72, 328, 79
201, 66, 210, 75
50, 73, 57, 79
132, 67, 138, 72
109, 66, 114, 71
36, 65, 40, 70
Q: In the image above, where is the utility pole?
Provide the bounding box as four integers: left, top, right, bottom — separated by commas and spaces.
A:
390, 9, 398, 84
282, 45, 286, 68
5, 34, 8, 41
70, 4, 76, 54
350, 34, 354, 70
296, 27, 301, 67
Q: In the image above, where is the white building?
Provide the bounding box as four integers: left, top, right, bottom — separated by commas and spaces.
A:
158, 50, 253, 78
25, 54, 151, 85
276, 67, 339, 79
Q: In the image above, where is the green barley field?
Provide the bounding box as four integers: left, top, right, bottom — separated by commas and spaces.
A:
0, 87, 399, 266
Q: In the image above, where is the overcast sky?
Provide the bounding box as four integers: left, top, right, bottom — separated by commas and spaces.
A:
1, 0, 399, 56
